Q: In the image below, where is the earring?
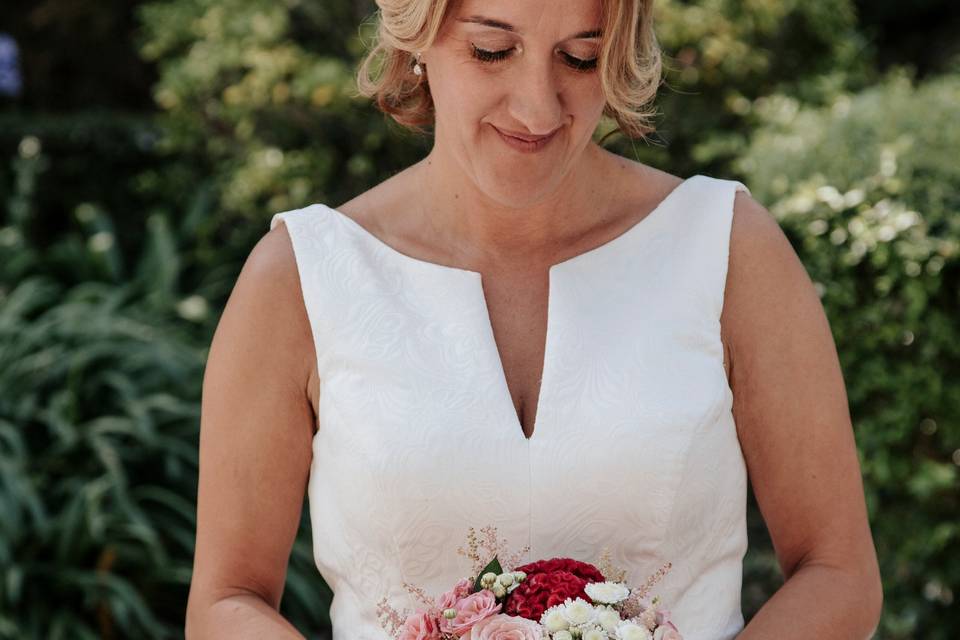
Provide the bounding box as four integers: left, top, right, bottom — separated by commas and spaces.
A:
413, 51, 424, 76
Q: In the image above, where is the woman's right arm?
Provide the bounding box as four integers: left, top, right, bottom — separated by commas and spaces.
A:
185, 221, 318, 638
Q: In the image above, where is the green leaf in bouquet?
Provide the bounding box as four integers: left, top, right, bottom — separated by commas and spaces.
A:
473, 556, 503, 593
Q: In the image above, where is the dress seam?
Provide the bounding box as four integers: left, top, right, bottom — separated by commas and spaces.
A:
653, 376, 728, 567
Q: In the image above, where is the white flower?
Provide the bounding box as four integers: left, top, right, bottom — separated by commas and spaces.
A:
597, 608, 622, 631
562, 598, 598, 626
615, 622, 653, 640
552, 632, 573, 640
584, 581, 631, 605
540, 606, 570, 632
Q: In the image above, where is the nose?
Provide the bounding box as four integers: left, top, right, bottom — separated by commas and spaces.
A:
507, 54, 565, 137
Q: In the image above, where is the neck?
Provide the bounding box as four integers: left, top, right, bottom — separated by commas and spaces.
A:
412, 140, 616, 272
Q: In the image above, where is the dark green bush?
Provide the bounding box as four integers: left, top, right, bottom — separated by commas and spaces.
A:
0, 141, 331, 639
737, 69, 960, 639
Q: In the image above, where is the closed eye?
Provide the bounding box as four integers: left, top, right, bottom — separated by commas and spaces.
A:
470, 45, 598, 72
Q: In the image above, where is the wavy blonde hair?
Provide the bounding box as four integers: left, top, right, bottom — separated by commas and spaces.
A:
354, 0, 662, 143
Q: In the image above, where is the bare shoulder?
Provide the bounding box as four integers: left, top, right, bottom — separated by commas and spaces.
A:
720, 189, 813, 368
230, 220, 317, 404
255, 220, 318, 404
252, 218, 303, 284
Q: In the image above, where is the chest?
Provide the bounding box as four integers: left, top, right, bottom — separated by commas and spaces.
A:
308, 271, 554, 440
304, 257, 734, 568
306, 272, 735, 440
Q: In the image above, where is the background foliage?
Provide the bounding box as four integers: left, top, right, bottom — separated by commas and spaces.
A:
1, 0, 958, 638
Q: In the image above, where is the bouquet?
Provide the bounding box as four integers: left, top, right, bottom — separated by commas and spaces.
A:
377, 526, 683, 640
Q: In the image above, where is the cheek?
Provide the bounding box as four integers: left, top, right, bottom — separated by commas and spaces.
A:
569, 74, 606, 112
430, 65, 498, 116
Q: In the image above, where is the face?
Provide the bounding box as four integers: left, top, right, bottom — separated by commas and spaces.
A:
422, 0, 607, 209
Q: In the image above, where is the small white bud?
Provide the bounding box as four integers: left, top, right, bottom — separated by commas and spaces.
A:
496, 573, 514, 587
513, 571, 526, 581
442, 608, 457, 619
491, 582, 507, 598
481, 572, 497, 587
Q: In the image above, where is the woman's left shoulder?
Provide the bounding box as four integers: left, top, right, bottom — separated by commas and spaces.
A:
727, 187, 803, 290
721, 189, 822, 348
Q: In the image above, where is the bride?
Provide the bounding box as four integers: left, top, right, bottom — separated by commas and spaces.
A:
184, 1, 882, 638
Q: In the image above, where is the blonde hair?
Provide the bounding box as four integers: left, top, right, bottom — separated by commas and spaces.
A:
354, 0, 662, 143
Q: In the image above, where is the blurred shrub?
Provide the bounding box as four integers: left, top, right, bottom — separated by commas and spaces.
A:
631, 0, 875, 176
135, 0, 428, 223
737, 70, 960, 639
0, 111, 165, 266
0, 109, 267, 335
0, 139, 330, 639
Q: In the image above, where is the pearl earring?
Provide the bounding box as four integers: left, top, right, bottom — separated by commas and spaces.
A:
413, 51, 424, 76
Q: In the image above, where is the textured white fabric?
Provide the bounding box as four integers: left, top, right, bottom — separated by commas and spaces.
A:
268, 174, 751, 640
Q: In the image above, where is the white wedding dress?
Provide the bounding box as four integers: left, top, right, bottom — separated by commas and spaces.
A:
269, 174, 751, 640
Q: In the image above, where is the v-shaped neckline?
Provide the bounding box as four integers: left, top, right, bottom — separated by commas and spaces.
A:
317, 174, 701, 442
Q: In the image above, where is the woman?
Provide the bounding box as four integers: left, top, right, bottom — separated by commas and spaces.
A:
185, 1, 882, 638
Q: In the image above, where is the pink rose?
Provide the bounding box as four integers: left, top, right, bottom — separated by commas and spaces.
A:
440, 589, 502, 637
468, 614, 544, 639
398, 610, 441, 640
439, 578, 475, 608
653, 621, 683, 640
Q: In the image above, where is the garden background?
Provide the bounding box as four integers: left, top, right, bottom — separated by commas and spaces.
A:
0, 0, 957, 638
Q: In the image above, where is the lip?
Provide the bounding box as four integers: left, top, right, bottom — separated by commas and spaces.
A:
492, 125, 559, 152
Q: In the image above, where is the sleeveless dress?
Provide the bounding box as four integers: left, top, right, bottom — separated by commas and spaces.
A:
269, 174, 751, 640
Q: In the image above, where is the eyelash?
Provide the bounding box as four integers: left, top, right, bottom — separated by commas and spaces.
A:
470, 45, 598, 72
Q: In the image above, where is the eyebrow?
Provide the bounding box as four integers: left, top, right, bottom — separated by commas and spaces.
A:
456, 15, 602, 40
